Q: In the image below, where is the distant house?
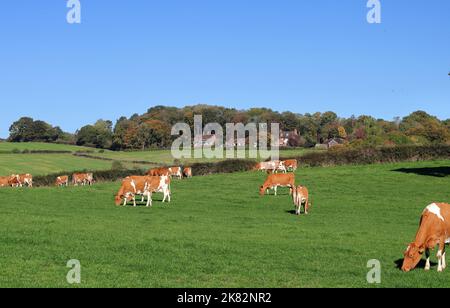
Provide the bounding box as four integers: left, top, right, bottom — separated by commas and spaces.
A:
279, 129, 299, 147
315, 138, 346, 149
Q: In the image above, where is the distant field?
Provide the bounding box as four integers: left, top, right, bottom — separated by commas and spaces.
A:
95, 148, 319, 165
0, 159, 449, 287
0, 154, 115, 176
0, 142, 103, 153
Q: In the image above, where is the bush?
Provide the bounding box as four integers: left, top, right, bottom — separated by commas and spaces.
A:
190, 159, 257, 176
282, 145, 450, 167
111, 161, 125, 170
12, 148, 20, 154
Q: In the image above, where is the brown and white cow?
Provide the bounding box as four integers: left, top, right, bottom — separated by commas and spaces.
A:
293, 185, 310, 215
115, 176, 153, 207
115, 175, 171, 207
147, 167, 170, 177
183, 167, 193, 178
55, 176, 69, 187
72, 173, 94, 186
259, 173, 295, 196
0, 176, 9, 187
0, 175, 21, 188
402, 203, 450, 272
255, 161, 286, 174
17, 174, 33, 187
169, 166, 183, 180
9, 174, 21, 187
283, 159, 298, 172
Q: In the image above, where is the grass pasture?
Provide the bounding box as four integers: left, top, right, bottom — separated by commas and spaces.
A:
0, 160, 449, 287
0, 154, 115, 176
0, 142, 103, 153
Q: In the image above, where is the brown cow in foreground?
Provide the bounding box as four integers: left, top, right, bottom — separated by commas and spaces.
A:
259, 173, 295, 196
55, 176, 69, 187
402, 203, 450, 272
115, 175, 171, 207
293, 185, 310, 215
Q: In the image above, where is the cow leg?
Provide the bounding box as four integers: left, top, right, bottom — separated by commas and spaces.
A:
443, 252, 447, 270
304, 197, 309, 215
145, 193, 151, 207
274, 186, 278, 196
425, 249, 431, 271
437, 250, 443, 272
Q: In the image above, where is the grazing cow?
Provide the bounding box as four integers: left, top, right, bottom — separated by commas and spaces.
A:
293, 185, 310, 215
9, 174, 21, 187
72, 173, 94, 186
0, 176, 9, 187
18, 174, 33, 187
255, 161, 286, 173
402, 203, 450, 272
115, 175, 171, 207
147, 167, 170, 177
183, 167, 193, 178
169, 166, 183, 180
259, 173, 295, 196
55, 176, 69, 187
115, 176, 153, 207
283, 159, 298, 172
149, 175, 171, 203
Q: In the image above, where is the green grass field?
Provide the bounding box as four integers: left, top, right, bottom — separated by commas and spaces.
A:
0, 154, 115, 176
0, 142, 104, 153
92, 148, 318, 165
0, 159, 449, 287
0, 143, 319, 177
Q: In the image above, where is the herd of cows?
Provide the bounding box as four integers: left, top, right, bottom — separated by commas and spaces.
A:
0, 158, 449, 274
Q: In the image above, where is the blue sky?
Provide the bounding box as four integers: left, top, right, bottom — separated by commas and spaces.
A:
0, 0, 449, 137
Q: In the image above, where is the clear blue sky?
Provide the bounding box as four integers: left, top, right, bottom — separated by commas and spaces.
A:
0, 0, 449, 137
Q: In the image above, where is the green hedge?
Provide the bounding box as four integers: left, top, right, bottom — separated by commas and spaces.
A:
190, 159, 257, 176
33, 169, 147, 187
287, 145, 450, 167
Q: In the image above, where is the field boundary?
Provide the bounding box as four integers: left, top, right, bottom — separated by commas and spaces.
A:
285, 145, 450, 167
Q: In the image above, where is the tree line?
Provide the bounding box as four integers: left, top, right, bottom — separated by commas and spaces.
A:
6, 105, 450, 150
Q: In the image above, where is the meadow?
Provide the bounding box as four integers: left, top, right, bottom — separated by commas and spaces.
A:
0, 142, 319, 177
0, 142, 104, 153
0, 159, 449, 287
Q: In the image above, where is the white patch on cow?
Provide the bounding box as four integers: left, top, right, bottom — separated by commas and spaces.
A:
425, 203, 445, 222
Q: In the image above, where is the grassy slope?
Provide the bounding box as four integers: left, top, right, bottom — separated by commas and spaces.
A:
0, 160, 449, 287
0, 142, 102, 153
0, 154, 114, 176
95, 148, 319, 165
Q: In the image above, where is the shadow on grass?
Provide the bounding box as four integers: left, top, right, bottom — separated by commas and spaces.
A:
392, 167, 450, 178
394, 259, 438, 271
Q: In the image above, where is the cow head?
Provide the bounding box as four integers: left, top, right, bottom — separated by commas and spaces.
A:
114, 194, 123, 206
402, 243, 424, 272
259, 185, 266, 196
